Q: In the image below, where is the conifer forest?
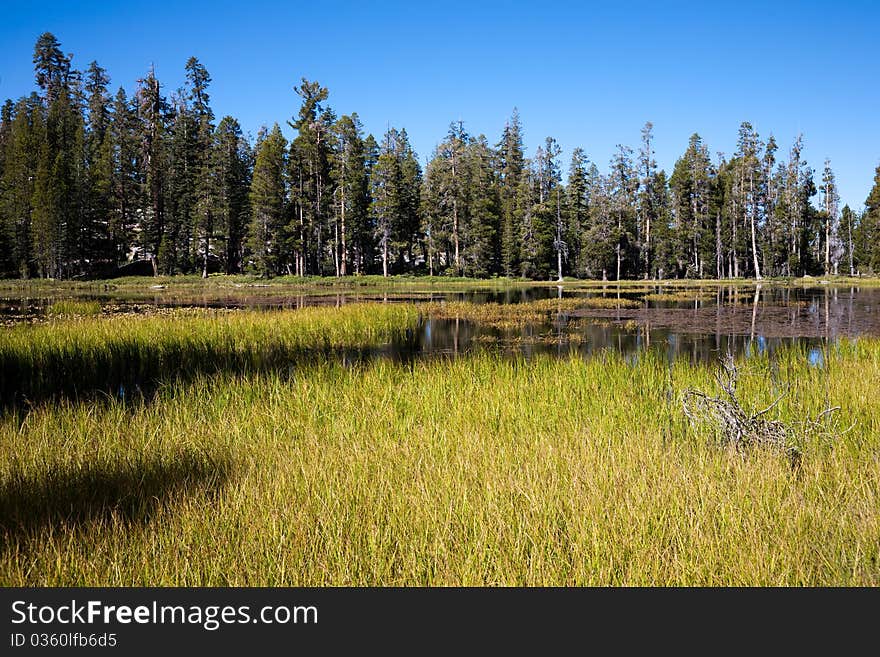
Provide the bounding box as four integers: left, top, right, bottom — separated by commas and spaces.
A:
3, 33, 879, 282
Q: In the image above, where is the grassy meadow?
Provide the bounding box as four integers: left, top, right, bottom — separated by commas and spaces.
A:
1, 300, 879, 585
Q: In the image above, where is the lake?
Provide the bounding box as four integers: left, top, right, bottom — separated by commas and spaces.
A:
3, 282, 879, 365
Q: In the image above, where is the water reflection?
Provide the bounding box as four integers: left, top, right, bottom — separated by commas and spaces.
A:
394, 316, 832, 365
3, 283, 880, 365
383, 284, 880, 365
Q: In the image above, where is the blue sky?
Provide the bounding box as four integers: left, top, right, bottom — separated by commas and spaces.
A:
2, 0, 878, 209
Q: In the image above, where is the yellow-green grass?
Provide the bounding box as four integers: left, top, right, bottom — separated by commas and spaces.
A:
45, 299, 103, 316
642, 291, 717, 303
1, 305, 878, 585
0, 303, 418, 405
420, 297, 642, 328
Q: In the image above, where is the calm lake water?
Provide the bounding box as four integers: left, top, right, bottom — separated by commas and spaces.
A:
4, 283, 880, 365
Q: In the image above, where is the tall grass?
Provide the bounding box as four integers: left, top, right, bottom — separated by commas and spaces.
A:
419, 297, 643, 328
0, 303, 418, 405
0, 305, 878, 585
46, 299, 103, 316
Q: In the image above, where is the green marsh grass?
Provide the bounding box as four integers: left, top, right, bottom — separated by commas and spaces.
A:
46, 299, 103, 316
0, 303, 418, 405
0, 304, 878, 585
642, 291, 717, 303
420, 297, 642, 328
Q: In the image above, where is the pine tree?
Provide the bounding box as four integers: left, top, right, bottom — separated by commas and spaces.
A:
288, 79, 332, 276
109, 87, 141, 266
185, 57, 216, 277
761, 135, 780, 275
670, 134, 712, 277
358, 133, 379, 274
370, 128, 403, 277
394, 129, 422, 272
7, 35, 880, 284
0, 99, 13, 275
778, 135, 818, 276
820, 159, 840, 275
32, 33, 71, 104
136, 67, 167, 271
497, 109, 524, 276
440, 122, 469, 275
515, 165, 537, 277
610, 144, 637, 280
161, 91, 198, 273
732, 122, 763, 279
461, 135, 499, 277
581, 167, 615, 280
637, 122, 657, 278
523, 137, 561, 279
330, 114, 368, 276
0, 95, 43, 277
213, 116, 251, 274
863, 164, 880, 273
420, 154, 443, 276
0, 100, 11, 179
32, 80, 85, 277
839, 205, 856, 276
84, 61, 114, 271
565, 148, 589, 277
246, 125, 287, 276
646, 170, 673, 279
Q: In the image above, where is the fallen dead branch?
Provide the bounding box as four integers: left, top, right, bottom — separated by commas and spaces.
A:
682, 355, 853, 466
682, 354, 803, 464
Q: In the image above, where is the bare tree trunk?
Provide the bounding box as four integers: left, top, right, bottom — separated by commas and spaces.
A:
340, 185, 347, 276
750, 284, 761, 341
732, 197, 739, 278
427, 223, 434, 276
452, 149, 460, 275
298, 175, 305, 277
824, 211, 831, 276
750, 173, 761, 279
616, 209, 622, 281
452, 200, 460, 275
557, 243, 563, 281
848, 219, 854, 275
692, 185, 699, 275
556, 188, 563, 282
202, 224, 209, 279
616, 244, 621, 281
333, 216, 339, 277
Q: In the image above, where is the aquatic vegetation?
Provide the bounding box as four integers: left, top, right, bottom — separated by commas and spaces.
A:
0, 303, 418, 406
420, 297, 642, 328
420, 300, 549, 327
46, 299, 103, 316
575, 296, 642, 309
643, 291, 716, 303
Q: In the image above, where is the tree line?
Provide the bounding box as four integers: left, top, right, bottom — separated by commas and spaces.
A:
1, 33, 879, 280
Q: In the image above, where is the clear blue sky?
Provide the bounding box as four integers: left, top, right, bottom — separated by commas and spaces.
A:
2, 0, 878, 209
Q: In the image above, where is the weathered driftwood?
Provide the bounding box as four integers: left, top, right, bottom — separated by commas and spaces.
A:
681, 354, 797, 462
682, 354, 853, 467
